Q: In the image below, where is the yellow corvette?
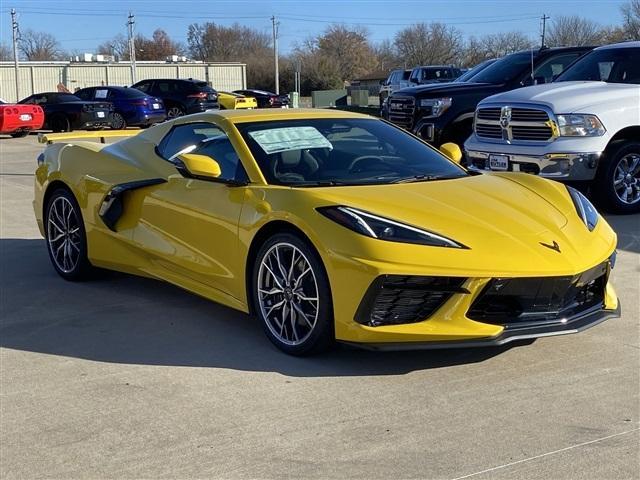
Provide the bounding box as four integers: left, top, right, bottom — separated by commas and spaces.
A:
217, 91, 257, 110
34, 109, 620, 355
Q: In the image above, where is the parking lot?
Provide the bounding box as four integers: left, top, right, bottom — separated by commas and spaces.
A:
1, 133, 638, 479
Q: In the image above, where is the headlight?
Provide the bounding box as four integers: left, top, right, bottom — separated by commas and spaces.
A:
317, 206, 467, 248
566, 186, 599, 231
419, 97, 452, 117
557, 114, 605, 137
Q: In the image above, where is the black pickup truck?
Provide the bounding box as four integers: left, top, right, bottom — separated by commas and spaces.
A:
19, 92, 113, 132
387, 46, 594, 146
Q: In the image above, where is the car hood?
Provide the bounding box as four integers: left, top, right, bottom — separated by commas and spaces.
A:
304, 173, 615, 275
393, 82, 497, 97
480, 81, 640, 113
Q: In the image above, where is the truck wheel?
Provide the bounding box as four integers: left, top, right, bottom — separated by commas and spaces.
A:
596, 142, 640, 214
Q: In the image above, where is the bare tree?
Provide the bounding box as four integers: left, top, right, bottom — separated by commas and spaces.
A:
394, 23, 463, 66
97, 34, 129, 60
18, 29, 63, 61
546, 15, 603, 46
463, 32, 533, 66
373, 39, 399, 71
136, 29, 184, 60
0, 43, 12, 61
621, 0, 640, 39
316, 25, 376, 82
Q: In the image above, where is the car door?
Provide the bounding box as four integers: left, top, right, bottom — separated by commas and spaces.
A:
134, 121, 248, 302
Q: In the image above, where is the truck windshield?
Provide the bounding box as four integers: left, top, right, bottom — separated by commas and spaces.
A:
469, 52, 534, 84
554, 48, 640, 84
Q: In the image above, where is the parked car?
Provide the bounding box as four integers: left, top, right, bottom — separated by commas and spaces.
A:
75, 86, 166, 129
233, 89, 289, 108
408, 65, 463, 86
387, 46, 594, 146
465, 42, 640, 213
453, 59, 497, 83
131, 78, 219, 118
218, 91, 258, 110
34, 109, 619, 355
0, 99, 44, 137
18, 92, 112, 132
379, 68, 412, 105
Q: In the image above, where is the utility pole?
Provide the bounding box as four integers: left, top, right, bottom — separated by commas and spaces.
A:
271, 15, 279, 94
127, 12, 137, 84
11, 8, 20, 102
540, 14, 550, 48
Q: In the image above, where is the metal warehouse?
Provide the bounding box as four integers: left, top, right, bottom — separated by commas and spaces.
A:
0, 61, 247, 103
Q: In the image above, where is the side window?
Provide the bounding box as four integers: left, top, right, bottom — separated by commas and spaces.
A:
409, 69, 419, 83
193, 136, 245, 181
75, 89, 93, 100
135, 81, 152, 93
157, 81, 173, 94
533, 53, 580, 83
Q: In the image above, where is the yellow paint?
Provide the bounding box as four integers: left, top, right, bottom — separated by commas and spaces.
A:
178, 153, 221, 178
439, 142, 463, 163
218, 91, 258, 110
33, 110, 619, 345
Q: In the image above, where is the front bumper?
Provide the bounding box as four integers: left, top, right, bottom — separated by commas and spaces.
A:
343, 303, 621, 350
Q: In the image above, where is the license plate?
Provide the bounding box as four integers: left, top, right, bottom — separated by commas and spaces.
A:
489, 154, 509, 171
96, 111, 105, 118
19, 114, 32, 122
152, 103, 160, 109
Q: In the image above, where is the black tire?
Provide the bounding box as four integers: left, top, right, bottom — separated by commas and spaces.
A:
44, 188, 93, 280
110, 112, 126, 130
595, 141, 640, 214
10, 131, 29, 138
252, 232, 334, 355
50, 114, 71, 133
166, 105, 185, 118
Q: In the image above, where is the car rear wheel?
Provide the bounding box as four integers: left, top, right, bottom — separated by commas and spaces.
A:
50, 114, 71, 133
596, 142, 640, 213
166, 106, 185, 118
110, 112, 126, 130
253, 233, 334, 355
45, 188, 93, 280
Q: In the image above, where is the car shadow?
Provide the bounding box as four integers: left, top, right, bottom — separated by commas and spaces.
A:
0, 238, 527, 377
604, 214, 640, 255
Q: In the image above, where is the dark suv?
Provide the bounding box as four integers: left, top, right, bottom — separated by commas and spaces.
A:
387, 46, 594, 146
131, 78, 219, 118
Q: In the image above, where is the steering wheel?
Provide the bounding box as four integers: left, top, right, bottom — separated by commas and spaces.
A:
348, 155, 392, 173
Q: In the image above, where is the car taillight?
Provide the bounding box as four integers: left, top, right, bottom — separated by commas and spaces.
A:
12, 108, 19, 114
187, 92, 208, 99
131, 100, 147, 106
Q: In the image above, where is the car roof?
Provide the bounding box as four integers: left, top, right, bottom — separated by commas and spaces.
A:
176, 108, 370, 124
596, 41, 640, 50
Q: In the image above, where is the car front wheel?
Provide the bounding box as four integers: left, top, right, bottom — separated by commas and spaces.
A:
253, 233, 334, 355
45, 188, 93, 280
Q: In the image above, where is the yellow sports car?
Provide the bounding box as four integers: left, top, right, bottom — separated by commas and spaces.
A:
217, 91, 257, 110
34, 109, 620, 355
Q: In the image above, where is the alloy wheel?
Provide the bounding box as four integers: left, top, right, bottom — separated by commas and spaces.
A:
167, 107, 184, 118
613, 153, 640, 205
257, 242, 319, 346
47, 196, 82, 274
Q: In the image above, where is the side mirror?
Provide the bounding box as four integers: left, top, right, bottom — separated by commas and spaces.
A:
177, 153, 221, 179
439, 143, 463, 164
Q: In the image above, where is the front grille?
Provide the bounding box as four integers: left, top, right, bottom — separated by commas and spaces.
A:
388, 96, 415, 128
475, 106, 555, 142
355, 275, 467, 326
468, 262, 608, 327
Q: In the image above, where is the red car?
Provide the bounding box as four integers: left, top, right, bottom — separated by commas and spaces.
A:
0, 99, 44, 137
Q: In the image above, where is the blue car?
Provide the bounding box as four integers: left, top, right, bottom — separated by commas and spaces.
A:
75, 86, 166, 129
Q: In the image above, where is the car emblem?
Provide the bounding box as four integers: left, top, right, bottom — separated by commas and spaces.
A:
499, 106, 512, 129
540, 240, 561, 253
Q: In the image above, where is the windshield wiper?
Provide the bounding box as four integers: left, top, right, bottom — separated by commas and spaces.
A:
390, 174, 463, 184
290, 180, 348, 187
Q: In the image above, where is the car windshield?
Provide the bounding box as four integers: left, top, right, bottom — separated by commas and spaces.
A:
456, 59, 495, 82
237, 118, 467, 186
52, 93, 82, 103
554, 47, 640, 84
118, 88, 147, 98
470, 52, 534, 84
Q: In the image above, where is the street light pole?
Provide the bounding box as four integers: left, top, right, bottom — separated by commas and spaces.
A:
127, 12, 137, 84
11, 8, 20, 102
271, 15, 279, 94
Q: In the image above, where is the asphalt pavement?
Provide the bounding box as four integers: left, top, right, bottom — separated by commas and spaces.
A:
1, 133, 638, 479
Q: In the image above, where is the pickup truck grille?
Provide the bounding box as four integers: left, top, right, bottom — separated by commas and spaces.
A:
388, 96, 415, 128
475, 106, 556, 142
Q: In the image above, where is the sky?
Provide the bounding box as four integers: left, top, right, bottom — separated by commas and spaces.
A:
0, 0, 630, 55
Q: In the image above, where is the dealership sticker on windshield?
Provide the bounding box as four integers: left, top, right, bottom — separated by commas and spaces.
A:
249, 126, 333, 154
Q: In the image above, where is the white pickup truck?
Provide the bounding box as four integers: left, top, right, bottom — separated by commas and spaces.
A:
465, 42, 640, 213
